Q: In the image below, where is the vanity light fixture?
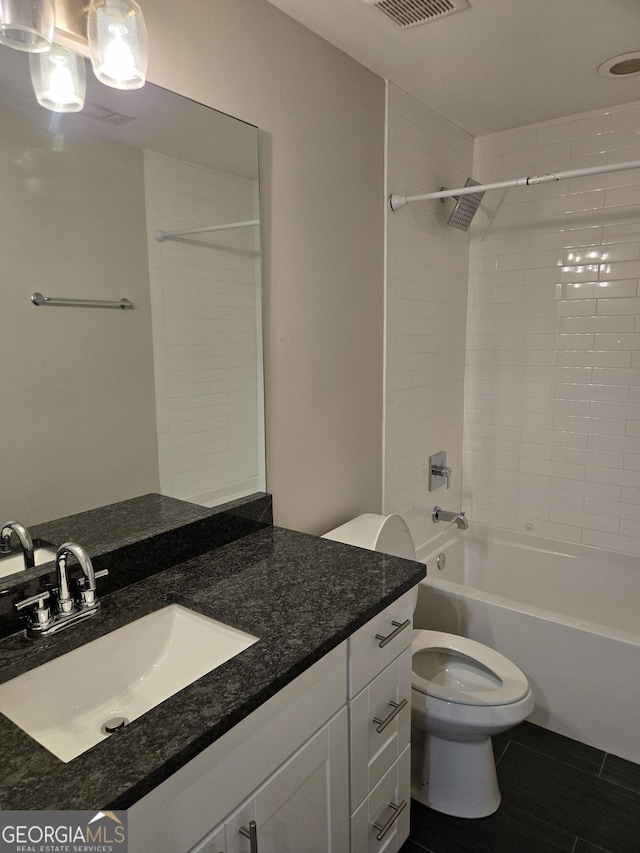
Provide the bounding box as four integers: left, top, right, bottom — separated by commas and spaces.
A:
0, 0, 147, 113
29, 43, 86, 112
87, 0, 147, 91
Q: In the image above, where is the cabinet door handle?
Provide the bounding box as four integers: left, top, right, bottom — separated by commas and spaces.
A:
372, 698, 408, 733
239, 820, 258, 853
372, 800, 407, 841
375, 618, 410, 648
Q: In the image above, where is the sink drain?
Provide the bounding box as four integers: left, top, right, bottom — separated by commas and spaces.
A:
101, 716, 129, 735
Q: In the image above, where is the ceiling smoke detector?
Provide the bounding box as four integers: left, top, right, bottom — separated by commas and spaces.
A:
361, 0, 470, 29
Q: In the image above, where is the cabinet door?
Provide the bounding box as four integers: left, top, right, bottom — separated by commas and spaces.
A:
227, 708, 349, 853
190, 823, 226, 853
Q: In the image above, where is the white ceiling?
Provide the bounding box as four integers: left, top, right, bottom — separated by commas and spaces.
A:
266, 0, 640, 136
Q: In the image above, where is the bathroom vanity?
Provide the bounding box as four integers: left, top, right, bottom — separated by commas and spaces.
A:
0, 494, 424, 852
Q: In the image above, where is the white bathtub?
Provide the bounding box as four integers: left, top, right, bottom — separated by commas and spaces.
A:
414, 524, 640, 764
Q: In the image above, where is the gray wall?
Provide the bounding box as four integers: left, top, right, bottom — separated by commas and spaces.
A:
144, 0, 386, 533
0, 115, 159, 524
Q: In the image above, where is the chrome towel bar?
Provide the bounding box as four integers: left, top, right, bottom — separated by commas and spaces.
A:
31, 292, 133, 310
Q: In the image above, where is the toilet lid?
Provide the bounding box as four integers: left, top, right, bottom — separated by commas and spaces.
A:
412, 630, 530, 706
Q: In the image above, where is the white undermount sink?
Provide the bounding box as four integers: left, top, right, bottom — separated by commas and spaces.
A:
0, 604, 259, 762
0, 545, 57, 579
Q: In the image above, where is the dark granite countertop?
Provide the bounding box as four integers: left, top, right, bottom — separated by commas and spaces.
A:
0, 492, 272, 640
0, 522, 425, 811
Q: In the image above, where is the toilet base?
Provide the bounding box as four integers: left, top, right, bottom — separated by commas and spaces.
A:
411, 726, 501, 818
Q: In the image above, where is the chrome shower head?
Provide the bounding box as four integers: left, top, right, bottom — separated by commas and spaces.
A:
445, 178, 484, 231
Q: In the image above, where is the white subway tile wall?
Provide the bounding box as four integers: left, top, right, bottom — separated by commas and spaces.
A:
385, 84, 473, 548
144, 151, 264, 507
467, 99, 640, 554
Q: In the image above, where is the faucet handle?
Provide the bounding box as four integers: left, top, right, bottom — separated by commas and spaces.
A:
15, 591, 52, 629
78, 568, 108, 607
431, 463, 451, 488
429, 452, 452, 490
77, 568, 109, 587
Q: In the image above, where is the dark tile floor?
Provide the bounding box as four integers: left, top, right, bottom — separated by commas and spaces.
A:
400, 722, 640, 853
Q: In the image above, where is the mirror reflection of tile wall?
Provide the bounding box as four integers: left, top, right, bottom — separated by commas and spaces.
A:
144, 152, 264, 507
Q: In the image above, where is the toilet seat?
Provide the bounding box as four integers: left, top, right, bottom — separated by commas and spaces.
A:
412, 630, 529, 706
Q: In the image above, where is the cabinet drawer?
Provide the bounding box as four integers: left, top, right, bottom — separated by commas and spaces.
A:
349, 646, 411, 811
348, 590, 413, 698
350, 745, 411, 853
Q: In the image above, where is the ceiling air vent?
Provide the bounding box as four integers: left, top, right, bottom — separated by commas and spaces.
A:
362, 0, 470, 29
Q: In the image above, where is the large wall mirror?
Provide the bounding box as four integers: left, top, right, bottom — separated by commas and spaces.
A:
0, 45, 264, 528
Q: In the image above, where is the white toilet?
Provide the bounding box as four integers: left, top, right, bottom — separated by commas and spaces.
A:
323, 513, 535, 819
411, 629, 534, 817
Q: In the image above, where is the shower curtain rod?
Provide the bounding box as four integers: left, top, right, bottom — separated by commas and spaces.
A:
153, 219, 259, 242
389, 158, 640, 211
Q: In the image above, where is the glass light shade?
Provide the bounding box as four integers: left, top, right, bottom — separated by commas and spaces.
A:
29, 45, 86, 112
87, 0, 147, 90
0, 0, 54, 52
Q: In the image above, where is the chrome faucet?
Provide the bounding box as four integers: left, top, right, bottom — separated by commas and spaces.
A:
432, 506, 469, 530
15, 541, 108, 638
0, 520, 35, 569
56, 542, 98, 614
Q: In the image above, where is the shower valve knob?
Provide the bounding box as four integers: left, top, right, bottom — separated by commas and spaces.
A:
429, 451, 451, 490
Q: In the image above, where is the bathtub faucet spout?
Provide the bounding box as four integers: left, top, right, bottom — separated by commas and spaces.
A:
432, 506, 469, 530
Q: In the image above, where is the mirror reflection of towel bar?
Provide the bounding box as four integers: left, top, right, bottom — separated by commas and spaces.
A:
31, 292, 133, 310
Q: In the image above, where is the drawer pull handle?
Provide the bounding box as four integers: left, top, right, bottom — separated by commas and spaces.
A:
373, 698, 408, 733
239, 820, 258, 853
373, 800, 407, 841
375, 619, 410, 648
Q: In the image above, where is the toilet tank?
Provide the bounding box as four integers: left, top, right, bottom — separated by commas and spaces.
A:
322, 513, 416, 560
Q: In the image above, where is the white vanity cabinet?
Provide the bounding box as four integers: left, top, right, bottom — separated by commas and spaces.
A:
129, 590, 416, 853
348, 591, 414, 853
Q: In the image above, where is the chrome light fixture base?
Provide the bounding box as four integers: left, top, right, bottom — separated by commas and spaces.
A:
53, 0, 92, 53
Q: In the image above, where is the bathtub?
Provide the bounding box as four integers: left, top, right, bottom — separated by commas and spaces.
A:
414, 524, 640, 764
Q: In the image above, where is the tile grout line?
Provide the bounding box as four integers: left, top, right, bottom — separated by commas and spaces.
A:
595, 749, 640, 794
509, 738, 606, 777
404, 836, 436, 853
506, 801, 583, 846
494, 738, 511, 766
597, 751, 607, 777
